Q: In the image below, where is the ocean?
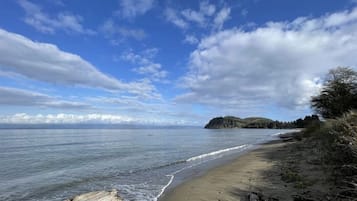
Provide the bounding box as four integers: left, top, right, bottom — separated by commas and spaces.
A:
0, 128, 295, 201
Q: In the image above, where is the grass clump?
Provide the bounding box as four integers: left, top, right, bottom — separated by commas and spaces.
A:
281, 168, 301, 183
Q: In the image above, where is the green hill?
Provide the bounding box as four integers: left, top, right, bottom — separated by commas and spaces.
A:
204, 116, 274, 129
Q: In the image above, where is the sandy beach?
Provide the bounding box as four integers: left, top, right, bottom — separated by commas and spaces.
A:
160, 138, 332, 201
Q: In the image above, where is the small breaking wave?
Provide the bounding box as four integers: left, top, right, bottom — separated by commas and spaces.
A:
152, 144, 252, 200
155, 174, 174, 201
271, 129, 301, 136
186, 144, 249, 162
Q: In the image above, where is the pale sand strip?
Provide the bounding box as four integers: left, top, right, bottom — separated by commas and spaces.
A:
160, 140, 298, 201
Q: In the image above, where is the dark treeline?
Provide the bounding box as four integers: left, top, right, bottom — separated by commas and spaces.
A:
205, 115, 320, 129
243, 115, 320, 129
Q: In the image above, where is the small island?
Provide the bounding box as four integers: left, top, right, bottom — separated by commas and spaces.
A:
204, 115, 319, 129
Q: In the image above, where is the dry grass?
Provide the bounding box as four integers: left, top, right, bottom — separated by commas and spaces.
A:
303, 110, 357, 200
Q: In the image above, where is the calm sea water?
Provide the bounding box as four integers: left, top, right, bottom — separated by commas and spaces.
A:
0, 128, 295, 201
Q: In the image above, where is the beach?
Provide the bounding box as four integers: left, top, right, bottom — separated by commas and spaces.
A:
160, 137, 332, 201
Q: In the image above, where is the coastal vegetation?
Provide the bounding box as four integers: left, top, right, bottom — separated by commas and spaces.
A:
275, 67, 357, 200
311, 67, 357, 118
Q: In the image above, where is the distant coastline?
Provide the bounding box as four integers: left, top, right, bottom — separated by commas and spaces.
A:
204, 115, 320, 129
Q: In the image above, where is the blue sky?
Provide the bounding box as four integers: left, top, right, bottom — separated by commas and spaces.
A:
0, 0, 356, 125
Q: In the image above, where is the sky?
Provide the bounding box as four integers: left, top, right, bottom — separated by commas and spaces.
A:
0, 0, 357, 126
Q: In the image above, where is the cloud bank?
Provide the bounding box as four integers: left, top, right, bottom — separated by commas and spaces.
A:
177, 7, 357, 114
0, 113, 133, 124
0, 87, 91, 109
0, 28, 160, 99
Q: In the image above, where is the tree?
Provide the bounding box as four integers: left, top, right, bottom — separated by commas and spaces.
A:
311, 67, 357, 118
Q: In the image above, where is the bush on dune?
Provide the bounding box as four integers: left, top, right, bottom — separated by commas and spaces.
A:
314, 111, 357, 164
311, 67, 357, 119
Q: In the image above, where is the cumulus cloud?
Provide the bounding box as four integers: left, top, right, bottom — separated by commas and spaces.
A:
121, 49, 168, 82
117, 0, 155, 19
18, 0, 95, 34
177, 7, 357, 114
0, 86, 91, 109
0, 113, 134, 124
0, 28, 160, 99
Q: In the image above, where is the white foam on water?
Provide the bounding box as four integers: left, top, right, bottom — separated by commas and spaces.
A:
152, 144, 253, 201
271, 132, 283, 136
186, 144, 248, 162
116, 183, 158, 201
271, 129, 301, 136
154, 174, 174, 201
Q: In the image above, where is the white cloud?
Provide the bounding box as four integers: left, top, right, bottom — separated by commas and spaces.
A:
0, 113, 134, 124
100, 19, 146, 43
213, 7, 231, 30
164, 1, 231, 42
121, 49, 168, 81
164, 2, 230, 31
181, 1, 216, 27
165, 1, 220, 29
199, 1, 216, 16
0, 86, 91, 109
117, 0, 155, 19
0, 111, 200, 125
86, 96, 205, 125
181, 9, 206, 26
18, 0, 95, 35
178, 7, 357, 115
184, 35, 199, 44
87, 96, 166, 115
164, 8, 189, 29
134, 64, 167, 79
0, 28, 159, 99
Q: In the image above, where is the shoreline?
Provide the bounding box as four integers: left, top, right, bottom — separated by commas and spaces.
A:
158, 130, 301, 199
159, 133, 331, 201
64, 131, 302, 201
158, 139, 287, 201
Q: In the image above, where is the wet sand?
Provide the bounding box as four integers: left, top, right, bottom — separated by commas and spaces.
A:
160, 138, 331, 201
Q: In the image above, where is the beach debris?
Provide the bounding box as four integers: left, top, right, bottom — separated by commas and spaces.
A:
247, 192, 260, 201
64, 189, 123, 201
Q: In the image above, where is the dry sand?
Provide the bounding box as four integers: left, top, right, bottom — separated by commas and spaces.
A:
160, 139, 331, 201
